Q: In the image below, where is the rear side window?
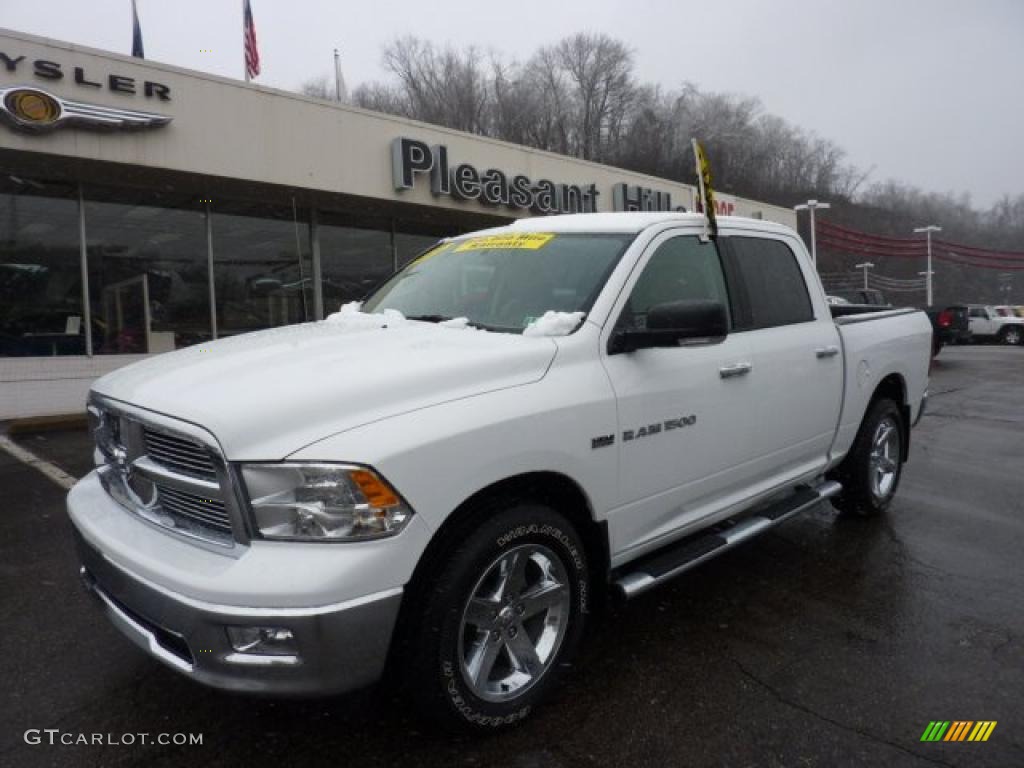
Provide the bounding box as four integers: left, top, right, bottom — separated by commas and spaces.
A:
724, 237, 814, 330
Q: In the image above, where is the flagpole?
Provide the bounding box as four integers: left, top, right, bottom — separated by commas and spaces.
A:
692, 138, 708, 238
334, 49, 341, 101
243, 0, 249, 82
691, 139, 705, 214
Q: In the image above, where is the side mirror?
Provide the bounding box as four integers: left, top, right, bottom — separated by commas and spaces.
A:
609, 300, 728, 355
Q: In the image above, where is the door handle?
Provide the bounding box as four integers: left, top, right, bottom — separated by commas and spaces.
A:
815, 346, 840, 359
719, 362, 752, 379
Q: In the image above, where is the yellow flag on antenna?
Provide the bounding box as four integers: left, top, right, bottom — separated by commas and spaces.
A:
692, 139, 718, 237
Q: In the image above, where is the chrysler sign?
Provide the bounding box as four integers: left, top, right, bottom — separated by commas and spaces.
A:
0, 86, 171, 133
0, 50, 172, 134
392, 137, 686, 215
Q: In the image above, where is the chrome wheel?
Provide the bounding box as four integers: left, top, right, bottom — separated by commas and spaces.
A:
1004, 327, 1022, 345
869, 417, 900, 499
458, 543, 571, 703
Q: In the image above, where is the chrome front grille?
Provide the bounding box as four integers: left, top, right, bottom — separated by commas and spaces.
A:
91, 398, 238, 548
143, 428, 218, 481
154, 483, 233, 534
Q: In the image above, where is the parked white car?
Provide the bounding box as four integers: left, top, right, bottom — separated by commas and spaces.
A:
68, 212, 931, 731
966, 304, 1024, 344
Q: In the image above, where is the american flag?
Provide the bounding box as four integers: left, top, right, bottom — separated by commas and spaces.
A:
243, 0, 260, 81
131, 0, 144, 59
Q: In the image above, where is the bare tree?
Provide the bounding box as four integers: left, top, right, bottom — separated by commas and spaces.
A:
352, 82, 410, 117
379, 37, 490, 134
548, 33, 636, 162
521, 46, 572, 154
300, 75, 337, 101
305, 32, 1024, 296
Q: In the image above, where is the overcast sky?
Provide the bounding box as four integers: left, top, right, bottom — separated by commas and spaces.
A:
5, 0, 1022, 208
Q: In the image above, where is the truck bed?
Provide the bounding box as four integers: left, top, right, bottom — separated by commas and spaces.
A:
829, 306, 932, 463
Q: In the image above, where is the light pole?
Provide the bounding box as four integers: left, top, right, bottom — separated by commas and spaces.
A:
855, 262, 874, 290
794, 200, 830, 267
913, 225, 941, 307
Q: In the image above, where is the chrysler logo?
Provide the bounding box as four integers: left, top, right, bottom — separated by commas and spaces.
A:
0, 85, 171, 133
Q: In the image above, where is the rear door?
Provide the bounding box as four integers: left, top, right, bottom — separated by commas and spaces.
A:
719, 233, 842, 481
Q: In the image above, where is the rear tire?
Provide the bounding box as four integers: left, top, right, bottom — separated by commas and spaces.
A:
405, 501, 589, 732
830, 398, 904, 517
1000, 326, 1022, 345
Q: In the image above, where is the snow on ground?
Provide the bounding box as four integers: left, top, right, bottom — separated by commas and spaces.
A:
522, 311, 585, 337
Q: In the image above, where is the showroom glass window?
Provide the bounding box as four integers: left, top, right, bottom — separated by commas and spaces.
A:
84, 188, 210, 354
0, 176, 83, 357
395, 231, 443, 270
212, 203, 313, 336
317, 213, 393, 313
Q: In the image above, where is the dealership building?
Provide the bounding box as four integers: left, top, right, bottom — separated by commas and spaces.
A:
0, 28, 794, 419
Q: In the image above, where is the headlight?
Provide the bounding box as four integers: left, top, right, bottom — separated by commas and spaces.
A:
240, 463, 413, 542
87, 400, 122, 464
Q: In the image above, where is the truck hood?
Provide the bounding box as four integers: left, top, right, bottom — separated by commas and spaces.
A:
92, 321, 557, 459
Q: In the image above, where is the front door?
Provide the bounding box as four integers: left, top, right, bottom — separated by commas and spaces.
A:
968, 307, 994, 336
601, 231, 756, 557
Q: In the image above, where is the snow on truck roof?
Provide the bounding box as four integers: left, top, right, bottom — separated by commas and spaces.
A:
454, 212, 796, 238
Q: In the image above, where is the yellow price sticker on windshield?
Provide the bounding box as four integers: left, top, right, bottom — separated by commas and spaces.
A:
454, 233, 556, 252
411, 241, 453, 266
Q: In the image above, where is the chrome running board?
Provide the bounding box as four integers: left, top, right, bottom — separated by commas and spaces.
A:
614, 480, 842, 599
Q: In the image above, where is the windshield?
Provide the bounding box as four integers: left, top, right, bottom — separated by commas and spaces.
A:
361, 232, 634, 333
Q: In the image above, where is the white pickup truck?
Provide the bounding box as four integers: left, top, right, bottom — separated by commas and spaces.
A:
69, 212, 931, 731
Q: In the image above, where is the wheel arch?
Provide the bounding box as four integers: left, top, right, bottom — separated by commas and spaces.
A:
870, 372, 911, 462
419, 471, 608, 590
386, 471, 610, 673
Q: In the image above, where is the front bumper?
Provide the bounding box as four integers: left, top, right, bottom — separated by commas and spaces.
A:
74, 527, 402, 696
67, 471, 422, 697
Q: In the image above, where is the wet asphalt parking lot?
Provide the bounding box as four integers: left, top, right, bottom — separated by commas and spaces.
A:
1, 344, 1022, 768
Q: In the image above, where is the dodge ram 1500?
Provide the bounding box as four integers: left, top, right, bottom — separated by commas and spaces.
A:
69, 212, 932, 731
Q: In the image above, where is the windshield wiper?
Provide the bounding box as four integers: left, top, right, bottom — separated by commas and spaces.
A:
406, 314, 499, 332
406, 314, 455, 323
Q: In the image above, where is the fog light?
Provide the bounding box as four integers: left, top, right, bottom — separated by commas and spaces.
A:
226, 626, 297, 655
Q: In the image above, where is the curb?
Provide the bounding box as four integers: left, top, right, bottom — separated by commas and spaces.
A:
5, 414, 88, 435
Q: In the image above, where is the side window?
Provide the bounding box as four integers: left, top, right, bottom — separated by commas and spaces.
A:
725, 237, 814, 330
619, 236, 730, 330
969, 308, 986, 319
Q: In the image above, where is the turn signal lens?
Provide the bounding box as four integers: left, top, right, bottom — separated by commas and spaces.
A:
349, 469, 400, 508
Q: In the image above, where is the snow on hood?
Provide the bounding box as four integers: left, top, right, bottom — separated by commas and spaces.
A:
325, 302, 583, 337
324, 302, 478, 332
93, 316, 556, 460
523, 311, 585, 337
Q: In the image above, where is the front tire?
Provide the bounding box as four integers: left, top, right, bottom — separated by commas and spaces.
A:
830, 398, 905, 517
406, 502, 589, 732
